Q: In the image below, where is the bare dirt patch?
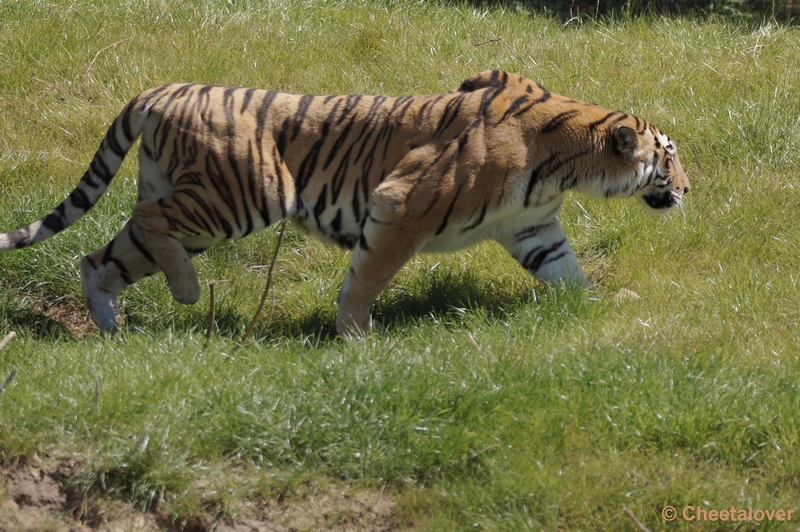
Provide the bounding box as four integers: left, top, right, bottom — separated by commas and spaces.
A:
0, 456, 395, 532
42, 302, 97, 339
6, 296, 97, 340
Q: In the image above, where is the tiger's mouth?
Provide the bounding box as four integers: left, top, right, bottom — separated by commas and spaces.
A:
642, 192, 678, 210
638, 189, 683, 214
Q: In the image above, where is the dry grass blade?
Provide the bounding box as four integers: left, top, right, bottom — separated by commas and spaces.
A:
0, 331, 17, 351
469, 32, 533, 69
91, 367, 101, 417
0, 368, 18, 394
240, 220, 288, 345
205, 280, 216, 345
85, 36, 135, 78
623, 506, 650, 532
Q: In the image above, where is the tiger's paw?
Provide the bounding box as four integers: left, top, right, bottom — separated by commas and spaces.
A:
167, 274, 202, 305
85, 293, 123, 333
336, 313, 382, 339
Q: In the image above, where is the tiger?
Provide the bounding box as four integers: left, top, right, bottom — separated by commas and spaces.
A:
0, 70, 689, 336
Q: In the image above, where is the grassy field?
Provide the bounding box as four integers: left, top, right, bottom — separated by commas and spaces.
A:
1, 0, 800, 530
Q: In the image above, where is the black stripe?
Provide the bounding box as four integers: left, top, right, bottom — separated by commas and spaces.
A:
90, 153, 113, 184
105, 124, 126, 158
434, 95, 465, 137
323, 114, 356, 170
223, 87, 253, 236
211, 204, 234, 237
121, 101, 136, 142
101, 237, 116, 265
462, 201, 489, 232
240, 87, 257, 114
291, 94, 316, 141
523, 153, 558, 207
337, 94, 363, 125
511, 89, 552, 119
205, 151, 241, 230
112, 258, 134, 285
180, 189, 218, 235
69, 187, 92, 211
522, 239, 566, 272
295, 120, 331, 192
515, 225, 540, 242
331, 208, 342, 232
435, 181, 466, 236
42, 203, 66, 233
129, 226, 156, 263
313, 183, 328, 228
141, 143, 154, 160
273, 145, 288, 217
541, 110, 581, 134
459, 78, 475, 92
330, 145, 353, 204
541, 251, 569, 267
498, 95, 531, 123
248, 142, 271, 228
588, 111, 625, 131
351, 182, 361, 224
352, 97, 386, 163
276, 117, 289, 158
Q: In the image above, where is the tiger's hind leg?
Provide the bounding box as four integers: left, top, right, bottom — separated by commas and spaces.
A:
81, 221, 162, 331
81, 220, 221, 331
129, 195, 207, 306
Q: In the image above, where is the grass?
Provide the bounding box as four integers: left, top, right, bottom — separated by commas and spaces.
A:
1, 0, 800, 530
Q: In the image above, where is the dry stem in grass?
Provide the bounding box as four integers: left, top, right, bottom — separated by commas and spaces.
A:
91, 367, 100, 417
622, 506, 651, 532
205, 280, 216, 345
84, 36, 135, 79
0, 368, 18, 394
0, 332, 18, 394
0, 331, 17, 351
240, 220, 288, 346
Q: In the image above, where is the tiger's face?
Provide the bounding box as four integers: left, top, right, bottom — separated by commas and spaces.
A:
625, 126, 690, 214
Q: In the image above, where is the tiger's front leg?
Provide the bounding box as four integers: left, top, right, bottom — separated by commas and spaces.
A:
335, 194, 433, 337
498, 218, 592, 289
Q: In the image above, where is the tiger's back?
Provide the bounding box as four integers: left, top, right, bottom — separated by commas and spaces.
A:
0, 70, 689, 335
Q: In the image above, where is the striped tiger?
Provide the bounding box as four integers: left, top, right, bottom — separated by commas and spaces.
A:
0, 70, 689, 335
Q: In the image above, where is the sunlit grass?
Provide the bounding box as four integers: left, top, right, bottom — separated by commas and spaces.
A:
1, 1, 800, 529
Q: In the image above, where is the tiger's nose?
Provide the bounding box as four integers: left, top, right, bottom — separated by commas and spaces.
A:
683, 185, 690, 195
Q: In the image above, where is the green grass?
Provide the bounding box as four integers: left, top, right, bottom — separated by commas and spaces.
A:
2, 1, 800, 530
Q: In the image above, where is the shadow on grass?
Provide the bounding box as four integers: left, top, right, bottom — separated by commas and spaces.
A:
0, 292, 94, 341
375, 267, 534, 328
1, 268, 583, 343
229, 268, 542, 343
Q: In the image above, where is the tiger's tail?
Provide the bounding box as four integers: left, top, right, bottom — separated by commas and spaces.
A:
0, 99, 146, 251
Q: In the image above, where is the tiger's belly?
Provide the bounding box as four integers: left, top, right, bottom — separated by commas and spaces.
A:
290, 189, 564, 255
420, 198, 564, 253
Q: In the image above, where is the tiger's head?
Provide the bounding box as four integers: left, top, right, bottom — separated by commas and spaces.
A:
612, 124, 690, 214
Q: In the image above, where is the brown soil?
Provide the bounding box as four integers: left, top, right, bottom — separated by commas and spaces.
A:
42, 303, 98, 339
0, 456, 395, 532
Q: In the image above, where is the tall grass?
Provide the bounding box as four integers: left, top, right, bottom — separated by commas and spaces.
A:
1, 1, 800, 530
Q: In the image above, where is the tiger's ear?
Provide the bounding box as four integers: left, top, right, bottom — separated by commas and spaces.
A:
612, 125, 639, 160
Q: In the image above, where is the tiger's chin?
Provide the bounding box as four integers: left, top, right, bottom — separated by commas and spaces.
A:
637, 191, 683, 215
